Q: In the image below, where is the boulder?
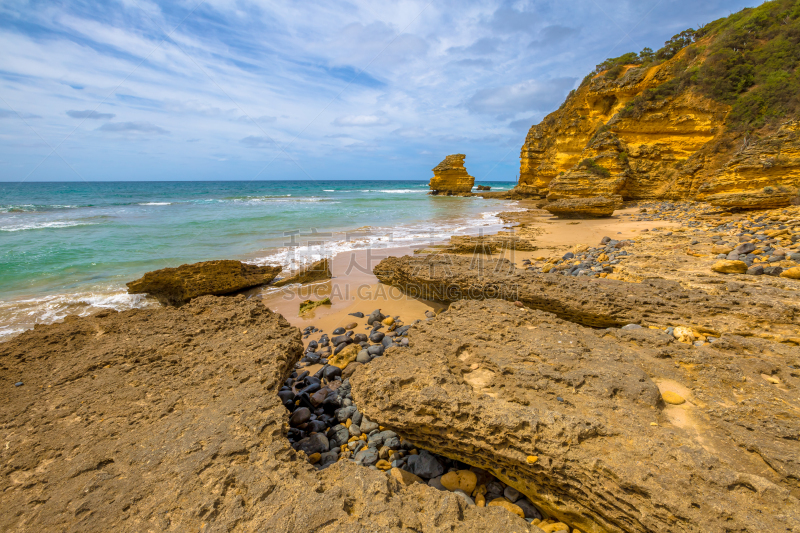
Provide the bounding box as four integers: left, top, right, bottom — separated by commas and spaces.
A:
126, 260, 280, 306
429, 154, 475, 194
272, 258, 332, 287
543, 196, 622, 219
708, 190, 796, 210
351, 299, 800, 533
0, 296, 530, 532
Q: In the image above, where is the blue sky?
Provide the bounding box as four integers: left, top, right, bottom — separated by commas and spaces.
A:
0, 0, 759, 182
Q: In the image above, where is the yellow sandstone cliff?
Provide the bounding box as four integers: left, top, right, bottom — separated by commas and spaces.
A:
429, 154, 475, 194
517, 48, 800, 205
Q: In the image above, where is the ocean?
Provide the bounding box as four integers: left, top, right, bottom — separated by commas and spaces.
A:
0, 180, 520, 340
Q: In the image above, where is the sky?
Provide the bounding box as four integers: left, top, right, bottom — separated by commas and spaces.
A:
0, 0, 760, 182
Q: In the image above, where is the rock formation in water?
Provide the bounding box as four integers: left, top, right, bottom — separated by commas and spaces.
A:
429, 154, 475, 194
0, 296, 529, 532
351, 298, 800, 533
515, 2, 800, 204
126, 259, 280, 306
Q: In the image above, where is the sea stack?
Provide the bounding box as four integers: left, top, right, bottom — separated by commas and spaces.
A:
428, 154, 474, 194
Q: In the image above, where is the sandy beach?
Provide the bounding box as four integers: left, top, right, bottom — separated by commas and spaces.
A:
259, 203, 683, 335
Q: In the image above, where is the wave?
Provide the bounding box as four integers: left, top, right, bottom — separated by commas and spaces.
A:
0, 289, 154, 342
0, 220, 97, 232
0, 204, 80, 213
249, 202, 520, 272
138, 202, 172, 206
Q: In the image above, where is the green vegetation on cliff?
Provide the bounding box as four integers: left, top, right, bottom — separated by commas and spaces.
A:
593, 0, 800, 131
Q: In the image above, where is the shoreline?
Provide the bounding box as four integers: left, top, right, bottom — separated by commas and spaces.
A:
0, 196, 520, 342
0, 199, 695, 342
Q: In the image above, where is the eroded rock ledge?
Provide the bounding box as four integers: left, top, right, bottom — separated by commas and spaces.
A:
0, 296, 530, 532
351, 299, 800, 533
373, 254, 800, 339
126, 259, 280, 306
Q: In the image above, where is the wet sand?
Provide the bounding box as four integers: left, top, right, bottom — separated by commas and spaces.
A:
256, 204, 679, 332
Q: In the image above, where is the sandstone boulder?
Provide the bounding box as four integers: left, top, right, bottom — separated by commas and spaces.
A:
429, 154, 475, 194
351, 299, 800, 533
707, 190, 796, 210
272, 258, 331, 287
0, 296, 532, 532
544, 196, 622, 218
126, 259, 280, 306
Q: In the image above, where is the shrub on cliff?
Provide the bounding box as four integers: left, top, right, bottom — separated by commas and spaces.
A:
578, 159, 611, 178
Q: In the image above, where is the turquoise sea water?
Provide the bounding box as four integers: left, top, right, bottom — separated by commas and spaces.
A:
0, 180, 520, 339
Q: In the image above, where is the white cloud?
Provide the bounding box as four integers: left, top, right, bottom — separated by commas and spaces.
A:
333, 114, 390, 127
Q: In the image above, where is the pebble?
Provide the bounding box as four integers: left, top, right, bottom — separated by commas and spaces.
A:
14, 382, 23, 387
515, 498, 543, 520
661, 391, 686, 405
712, 260, 747, 274
428, 476, 447, 491
487, 498, 525, 518
441, 470, 477, 494
390, 467, 424, 486
406, 450, 444, 479
453, 490, 475, 506
348, 312, 364, 318
503, 485, 520, 502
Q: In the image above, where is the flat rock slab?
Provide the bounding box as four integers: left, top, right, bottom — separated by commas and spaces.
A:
0, 295, 532, 533
373, 254, 800, 338
351, 299, 800, 533
126, 259, 281, 306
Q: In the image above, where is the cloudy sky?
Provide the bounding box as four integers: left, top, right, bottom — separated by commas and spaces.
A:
0, 0, 758, 182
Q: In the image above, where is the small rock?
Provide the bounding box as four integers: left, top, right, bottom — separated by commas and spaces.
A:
406, 450, 444, 479
14, 382, 23, 387
712, 260, 747, 274
389, 468, 424, 486
354, 448, 379, 466
295, 433, 329, 455
621, 324, 642, 330
453, 490, 475, 506
515, 498, 542, 520
348, 312, 364, 318
779, 266, 800, 279
441, 470, 477, 494
332, 327, 346, 335
661, 391, 686, 405
746, 265, 764, 276
375, 459, 392, 471
428, 476, 447, 491
503, 486, 520, 502
290, 407, 311, 426
487, 498, 524, 518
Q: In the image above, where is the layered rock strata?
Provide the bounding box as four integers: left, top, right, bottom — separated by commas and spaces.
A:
126, 259, 280, 306
273, 258, 332, 287
373, 254, 800, 338
351, 299, 800, 533
0, 295, 531, 532
544, 196, 621, 218
429, 154, 475, 194
516, 47, 799, 202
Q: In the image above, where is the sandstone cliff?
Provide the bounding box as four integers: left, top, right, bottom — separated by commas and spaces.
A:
429, 154, 475, 194
517, 1, 800, 205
